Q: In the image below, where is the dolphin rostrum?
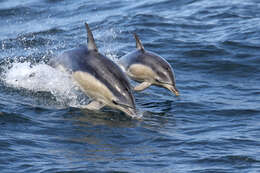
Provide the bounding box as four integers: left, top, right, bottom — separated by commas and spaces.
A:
50, 23, 137, 118
118, 33, 179, 96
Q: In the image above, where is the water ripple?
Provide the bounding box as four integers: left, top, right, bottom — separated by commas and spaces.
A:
0, 0, 260, 172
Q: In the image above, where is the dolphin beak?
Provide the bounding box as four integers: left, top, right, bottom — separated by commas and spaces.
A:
112, 101, 139, 118
119, 106, 139, 118
168, 85, 179, 96
124, 107, 139, 118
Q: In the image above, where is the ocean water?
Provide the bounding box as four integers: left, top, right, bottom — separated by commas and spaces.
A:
0, 0, 260, 172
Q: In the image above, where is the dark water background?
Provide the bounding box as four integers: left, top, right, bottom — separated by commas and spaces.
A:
1, 0, 260, 172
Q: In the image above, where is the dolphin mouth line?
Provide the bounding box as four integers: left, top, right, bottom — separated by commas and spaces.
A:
159, 81, 172, 85
118, 102, 135, 109
113, 100, 135, 109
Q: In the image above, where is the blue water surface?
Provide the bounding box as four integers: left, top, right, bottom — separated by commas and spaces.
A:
0, 0, 260, 172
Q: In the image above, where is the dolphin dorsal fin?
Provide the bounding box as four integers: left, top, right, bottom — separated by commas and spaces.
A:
85, 23, 98, 52
134, 33, 144, 52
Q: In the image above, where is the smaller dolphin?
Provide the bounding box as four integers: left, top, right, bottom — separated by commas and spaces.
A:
118, 34, 179, 96
50, 23, 137, 118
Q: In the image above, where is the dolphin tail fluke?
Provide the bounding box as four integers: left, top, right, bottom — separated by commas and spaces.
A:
133, 33, 144, 52
85, 23, 98, 52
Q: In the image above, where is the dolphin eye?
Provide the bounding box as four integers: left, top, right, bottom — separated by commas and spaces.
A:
155, 78, 160, 83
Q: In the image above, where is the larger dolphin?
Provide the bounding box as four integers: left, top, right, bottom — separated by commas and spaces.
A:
50, 23, 137, 118
118, 34, 179, 96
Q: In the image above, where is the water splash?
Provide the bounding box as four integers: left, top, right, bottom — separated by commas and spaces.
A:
1, 61, 89, 108
95, 27, 122, 61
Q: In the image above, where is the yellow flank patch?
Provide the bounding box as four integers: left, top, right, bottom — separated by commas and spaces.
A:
73, 71, 113, 101
128, 64, 156, 81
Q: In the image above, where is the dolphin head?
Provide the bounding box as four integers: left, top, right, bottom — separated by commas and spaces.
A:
154, 67, 179, 96
152, 54, 179, 96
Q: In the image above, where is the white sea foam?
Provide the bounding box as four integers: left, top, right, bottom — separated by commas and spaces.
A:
2, 62, 89, 108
